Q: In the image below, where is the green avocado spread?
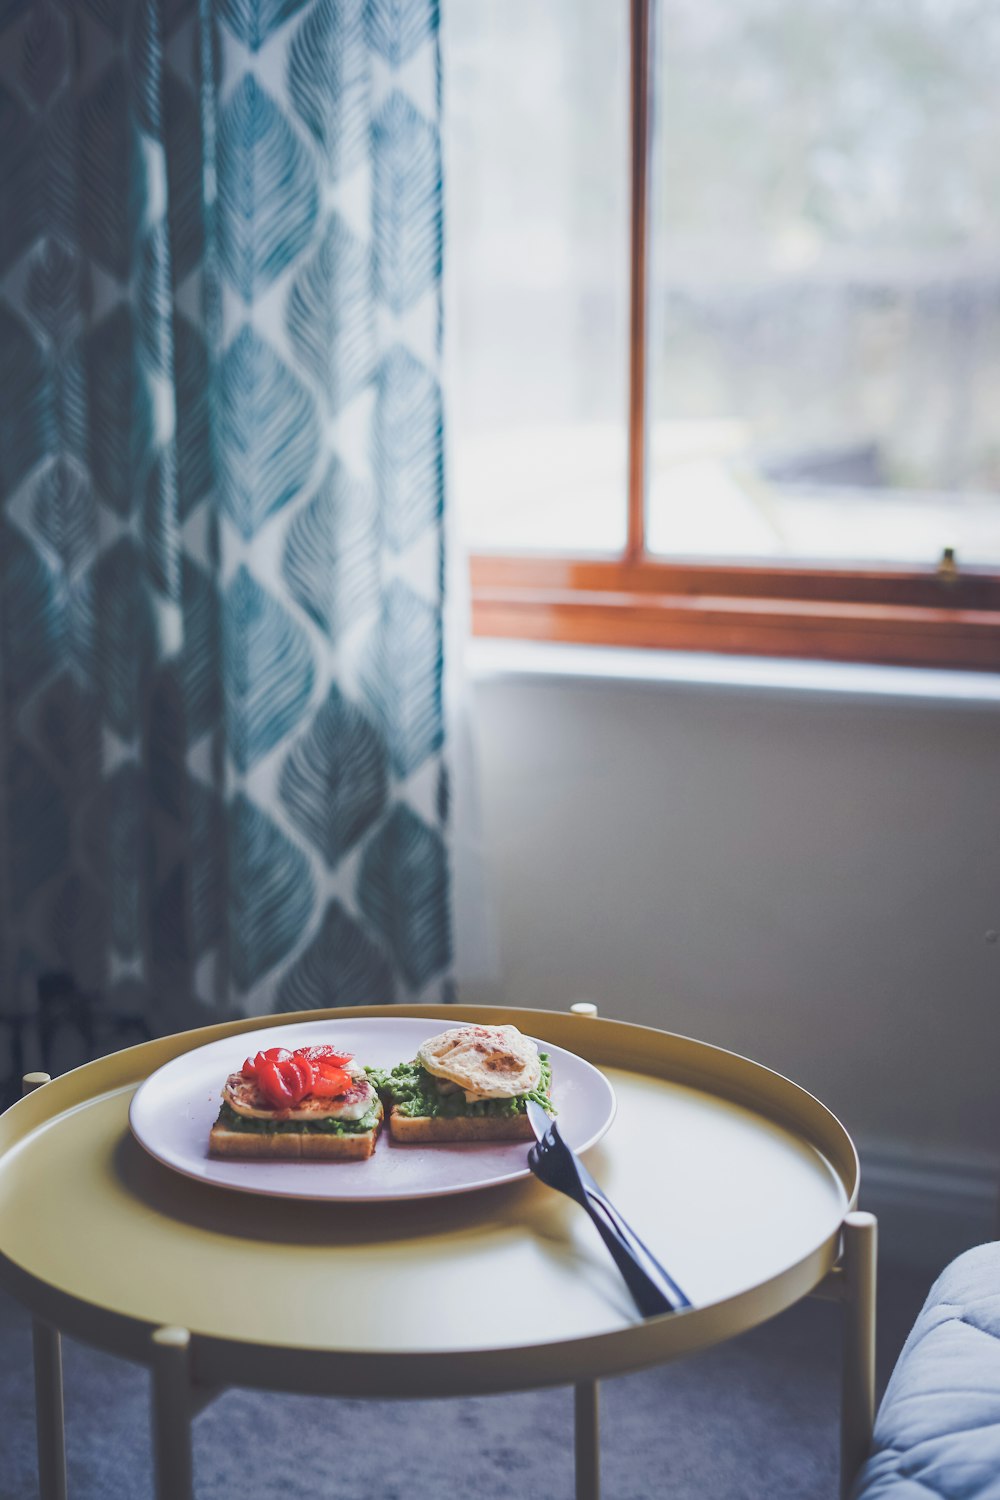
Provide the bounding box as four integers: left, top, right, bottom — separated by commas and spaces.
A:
215, 1100, 382, 1135
367, 1053, 554, 1119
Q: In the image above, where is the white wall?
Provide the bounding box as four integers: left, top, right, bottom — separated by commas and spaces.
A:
461, 652, 1000, 1253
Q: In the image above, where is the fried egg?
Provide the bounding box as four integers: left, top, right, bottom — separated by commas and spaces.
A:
416, 1024, 542, 1103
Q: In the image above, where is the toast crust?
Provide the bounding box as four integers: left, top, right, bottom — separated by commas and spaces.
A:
209, 1100, 383, 1160
388, 1106, 537, 1144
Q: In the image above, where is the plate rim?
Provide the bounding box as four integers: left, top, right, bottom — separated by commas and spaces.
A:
128, 1015, 618, 1203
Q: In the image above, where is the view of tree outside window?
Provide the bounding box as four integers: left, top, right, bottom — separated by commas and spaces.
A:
649, 0, 1000, 565
448, 0, 1000, 568
445, 0, 630, 554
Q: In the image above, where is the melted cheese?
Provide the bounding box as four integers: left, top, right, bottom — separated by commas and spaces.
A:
417, 1024, 541, 1102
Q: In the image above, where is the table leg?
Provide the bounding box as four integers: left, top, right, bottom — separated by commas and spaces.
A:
575, 1380, 600, 1500
22, 1080, 67, 1500
840, 1211, 877, 1500
568, 1010, 599, 1500
151, 1327, 194, 1500
32, 1318, 67, 1500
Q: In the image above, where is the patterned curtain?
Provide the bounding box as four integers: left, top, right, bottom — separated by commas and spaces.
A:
0, 0, 452, 1031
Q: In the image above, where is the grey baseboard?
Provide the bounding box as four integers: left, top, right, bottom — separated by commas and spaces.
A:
857, 1141, 998, 1274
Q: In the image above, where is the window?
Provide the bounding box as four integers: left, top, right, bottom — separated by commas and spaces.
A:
447, 0, 1000, 670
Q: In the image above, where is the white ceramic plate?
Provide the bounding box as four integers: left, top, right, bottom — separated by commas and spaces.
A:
128, 1017, 617, 1202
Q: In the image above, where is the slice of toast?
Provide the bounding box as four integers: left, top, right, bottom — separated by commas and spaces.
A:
209, 1099, 383, 1160
388, 1106, 537, 1144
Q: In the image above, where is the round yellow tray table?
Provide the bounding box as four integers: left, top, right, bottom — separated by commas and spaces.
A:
0, 1005, 874, 1500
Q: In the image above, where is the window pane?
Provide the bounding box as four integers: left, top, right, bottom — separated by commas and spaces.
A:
446, 0, 630, 554
648, 0, 1000, 567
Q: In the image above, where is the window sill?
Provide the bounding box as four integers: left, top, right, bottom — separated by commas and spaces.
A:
469, 555, 1000, 673
466, 636, 1000, 705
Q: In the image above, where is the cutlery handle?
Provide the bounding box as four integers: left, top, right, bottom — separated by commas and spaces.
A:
568, 1150, 691, 1313
580, 1194, 684, 1317
528, 1114, 691, 1318
584, 1189, 691, 1313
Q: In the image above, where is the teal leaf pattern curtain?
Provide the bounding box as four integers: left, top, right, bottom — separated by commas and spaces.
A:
0, 0, 451, 1025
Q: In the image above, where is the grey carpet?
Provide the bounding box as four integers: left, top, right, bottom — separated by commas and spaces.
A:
0, 1263, 932, 1500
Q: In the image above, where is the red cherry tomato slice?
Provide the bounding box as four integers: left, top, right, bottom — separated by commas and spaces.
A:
243, 1050, 280, 1078
256, 1057, 296, 1108
315, 1057, 352, 1080
295, 1045, 354, 1067
308, 1064, 352, 1099
283, 1055, 313, 1102
243, 1046, 350, 1099
244, 1047, 294, 1079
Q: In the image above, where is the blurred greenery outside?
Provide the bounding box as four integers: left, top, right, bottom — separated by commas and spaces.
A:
447, 0, 1000, 566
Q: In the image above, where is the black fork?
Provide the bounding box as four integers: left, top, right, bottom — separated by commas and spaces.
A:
527, 1110, 691, 1319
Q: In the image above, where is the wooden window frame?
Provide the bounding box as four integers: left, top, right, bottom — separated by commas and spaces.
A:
468, 0, 1000, 673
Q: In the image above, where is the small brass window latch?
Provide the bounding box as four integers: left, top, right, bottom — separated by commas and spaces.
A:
936, 546, 960, 585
